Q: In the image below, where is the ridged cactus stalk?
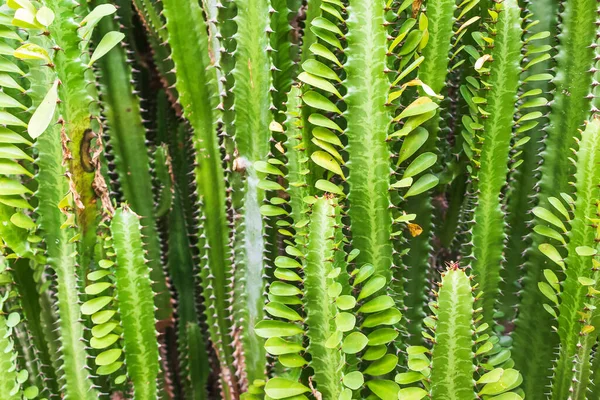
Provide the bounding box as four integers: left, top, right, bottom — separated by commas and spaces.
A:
1, 0, 600, 399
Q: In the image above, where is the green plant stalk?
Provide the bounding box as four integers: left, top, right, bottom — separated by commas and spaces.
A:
430, 267, 474, 400
231, 0, 273, 386
160, 0, 238, 395
344, 1, 393, 281
36, 127, 97, 399
552, 117, 600, 399
29, 31, 98, 398
111, 207, 160, 400
403, 0, 457, 345
468, 0, 522, 324
512, 0, 598, 395
44, 0, 103, 273
304, 196, 344, 399
501, 0, 558, 321
284, 86, 310, 226
168, 187, 208, 400
94, 0, 172, 322
11, 259, 58, 394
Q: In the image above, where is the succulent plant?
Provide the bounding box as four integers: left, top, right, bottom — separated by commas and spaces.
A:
0, 0, 599, 399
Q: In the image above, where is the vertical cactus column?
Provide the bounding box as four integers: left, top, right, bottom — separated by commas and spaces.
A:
231, 0, 274, 387
343, 1, 393, 281
93, 0, 173, 321
160, 0, 238, 396
461, 0, 524, 323
512, 0, 599, 396
550, 117, 600, 398
110, 207, 160, 400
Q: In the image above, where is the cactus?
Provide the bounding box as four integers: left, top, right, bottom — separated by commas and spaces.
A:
2, 0, 600, 399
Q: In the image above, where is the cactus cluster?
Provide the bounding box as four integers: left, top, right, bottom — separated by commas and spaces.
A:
0, 0, 600, 399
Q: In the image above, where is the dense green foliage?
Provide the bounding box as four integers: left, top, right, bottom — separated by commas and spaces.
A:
0, 0, 599, 399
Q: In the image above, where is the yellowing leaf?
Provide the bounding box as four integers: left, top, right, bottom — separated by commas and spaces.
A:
311, 150, 345, 179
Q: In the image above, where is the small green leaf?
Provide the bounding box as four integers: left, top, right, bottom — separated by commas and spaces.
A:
533, 206, 566, 232
366, 380, 400, 399
477, 368, 504, 384
408, 354, 430, 371
342, 331, 368, 354
269, 281, 301, 296
311, 150, 345, 178
309, 43, 342, 67
404, 174, 439, 197
367, 328, 399, 346
10, 212, 35, 229
302, 59, 340, 82
6, 312, 20, 327
397, 387, 428, 400
96, 361, 123, 376
358, 295, 395, 313
274, 256, 302, 269
91, 321, 118, 338
95, 348, 122, 366
576, 246, 597, 256
578, 277, 595, 286
23, 386, 39, 399
343, 371, 364, 390
364, 354, 398, 376
308, 113, 343, 132
0, 92, 26, 110
265, 302, 302, 321
92, 310, 116, 325
14, 43, 50, 63
336, 295, 356, 310
397, 97, 438, 120
90, 333, 119, 349
298, 72, 341, 98
315, 179, 344, 195
85, 282, 112, 295
533, 225, 565, 244
398, 127, 428, 163
79, 4, 117, 38
254, 160, 283, 176
81, 296, 113, 315
538, 243, 565, 270
264, 378, 310, 399
325, 330, 343, 349
274, 268, 302, 282
478, 369, 521, 395
264, 337, 304, 355
363, 308, 402, 328
35, 6, 55, 26
395, 372, 425, 384
335, 312, 356, 332
354, 263, 374, 285
28, 79, 59, 139
88, 31, 125, 67
302, 91, 341, 114
403, 152, 437, 179
358, 275, 386, 300
12, 7, 42, 29
364, 345, 388, 361
255, 320, 303, 338
279, 354, 307, 368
